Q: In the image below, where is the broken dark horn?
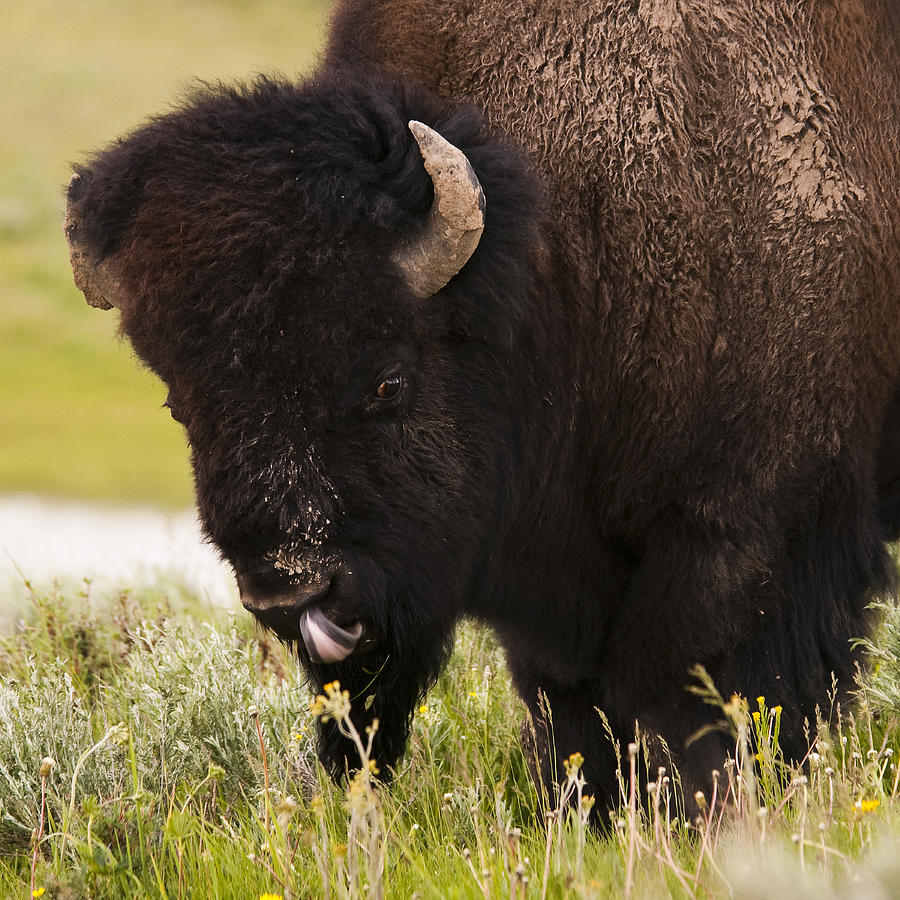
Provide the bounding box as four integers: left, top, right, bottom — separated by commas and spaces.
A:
64, 172, 126, 311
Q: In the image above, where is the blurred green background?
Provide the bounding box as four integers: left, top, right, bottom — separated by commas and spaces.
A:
0, 0, 331, 508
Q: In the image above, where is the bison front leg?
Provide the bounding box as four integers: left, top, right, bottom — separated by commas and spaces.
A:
600, 465, 893, 807
513, 673, 623, 821
516, 679, 732, 824
304, 636, 453, 782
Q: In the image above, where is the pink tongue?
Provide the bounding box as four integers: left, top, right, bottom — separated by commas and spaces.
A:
299, 606, 363, 664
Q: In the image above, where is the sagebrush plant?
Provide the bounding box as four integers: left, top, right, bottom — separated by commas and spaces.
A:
3, 580, 900, 898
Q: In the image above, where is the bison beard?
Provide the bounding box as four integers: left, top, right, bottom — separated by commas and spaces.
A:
64, 1, 899, 818
282, 552, 459, 783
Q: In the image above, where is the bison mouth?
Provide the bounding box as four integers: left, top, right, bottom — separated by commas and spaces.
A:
236, 566, 375, 664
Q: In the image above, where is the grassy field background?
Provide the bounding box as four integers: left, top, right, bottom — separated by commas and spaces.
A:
0, 0, 330, 507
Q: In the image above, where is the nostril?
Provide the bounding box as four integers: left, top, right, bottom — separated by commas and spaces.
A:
236, 566, 333, 617
232, 560, 373, 656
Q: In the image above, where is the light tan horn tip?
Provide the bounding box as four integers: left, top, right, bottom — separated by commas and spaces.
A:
394, 120, 486, 299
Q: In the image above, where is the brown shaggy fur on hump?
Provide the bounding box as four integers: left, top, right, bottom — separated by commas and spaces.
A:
329, 0, 900, 507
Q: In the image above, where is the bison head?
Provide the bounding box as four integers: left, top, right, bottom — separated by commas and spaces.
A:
65, 73, 540, 777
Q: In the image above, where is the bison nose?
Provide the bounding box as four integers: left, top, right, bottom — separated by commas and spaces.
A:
235, 565, 334, 641
236, 572, 332, 616
235, 563, 368, 663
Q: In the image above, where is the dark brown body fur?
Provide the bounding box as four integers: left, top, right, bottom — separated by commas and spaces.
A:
328, 0, 900, 793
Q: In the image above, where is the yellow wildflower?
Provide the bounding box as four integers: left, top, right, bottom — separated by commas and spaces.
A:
259, 894, 282, 900
564, 752, 585, 777
419, 705, 428, 714
857, 798, 880, 813
32, 890, 46, 899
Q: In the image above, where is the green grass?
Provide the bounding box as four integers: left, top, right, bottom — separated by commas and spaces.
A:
0, 0, 331, 507
4, 581, 900, 898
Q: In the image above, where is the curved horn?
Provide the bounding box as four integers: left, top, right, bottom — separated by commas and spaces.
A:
393, 121, 486, 299
64, 172, 127, 311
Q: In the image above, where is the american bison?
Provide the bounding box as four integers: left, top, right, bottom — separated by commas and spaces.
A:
66, 0, 899, 811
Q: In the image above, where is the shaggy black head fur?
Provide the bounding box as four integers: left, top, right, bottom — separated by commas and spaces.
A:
67, 0, 899, 818
68, 72, 544, 780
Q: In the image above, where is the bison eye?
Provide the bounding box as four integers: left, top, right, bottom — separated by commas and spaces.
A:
375, 374, 404, 401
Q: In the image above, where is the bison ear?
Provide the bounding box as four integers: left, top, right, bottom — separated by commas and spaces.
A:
392, 121, 486, 299
64, 172, 130, 312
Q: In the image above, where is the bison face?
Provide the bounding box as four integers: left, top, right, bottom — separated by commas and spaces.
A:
65, 75, 539, 775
